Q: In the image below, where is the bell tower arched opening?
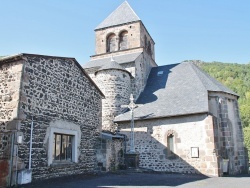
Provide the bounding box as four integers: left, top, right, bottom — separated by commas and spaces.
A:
119, 30, 128, 50
106, 33, 116, 52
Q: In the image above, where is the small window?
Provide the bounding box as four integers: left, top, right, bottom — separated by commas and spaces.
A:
167, 134, 174, 156
144, 35, 147, 48
157, 71, 163, 76
53, 133, 73, 162
48, 127, 78, 166
147, 41, 152, 55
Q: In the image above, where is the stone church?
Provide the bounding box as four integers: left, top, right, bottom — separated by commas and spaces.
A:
84, 1, 248, 176
0, 1, 248, 186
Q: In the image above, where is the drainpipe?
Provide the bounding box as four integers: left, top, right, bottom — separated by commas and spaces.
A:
28, 117, 33, 170
15, 143, 18, 185
8, 133, 15, 186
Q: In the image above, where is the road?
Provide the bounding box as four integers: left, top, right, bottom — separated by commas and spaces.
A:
18, 172, 250, 188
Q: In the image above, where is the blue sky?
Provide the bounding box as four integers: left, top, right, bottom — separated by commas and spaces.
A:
0, 0, 249, 65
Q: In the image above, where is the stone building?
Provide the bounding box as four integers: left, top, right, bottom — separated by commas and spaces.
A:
84, 1, 248, 176
0, 53, 103, 186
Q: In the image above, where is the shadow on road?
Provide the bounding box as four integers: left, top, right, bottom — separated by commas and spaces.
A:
18, 172, 210, 188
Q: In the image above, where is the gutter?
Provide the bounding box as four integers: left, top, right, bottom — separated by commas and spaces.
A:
114, 111, 209, 123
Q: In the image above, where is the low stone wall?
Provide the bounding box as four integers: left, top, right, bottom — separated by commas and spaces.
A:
96, 137, 124, 171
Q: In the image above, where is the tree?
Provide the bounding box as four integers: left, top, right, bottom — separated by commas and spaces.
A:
243, 127, 250, 157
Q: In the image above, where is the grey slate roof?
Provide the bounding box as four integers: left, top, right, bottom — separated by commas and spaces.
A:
83, 52, 142, 69
95, 1, 140, 30
97, 58, 128, 73
114, 62, 238, 122
190, 63, 238, 96
99, 58, 124, 70
101, 132, 123, 140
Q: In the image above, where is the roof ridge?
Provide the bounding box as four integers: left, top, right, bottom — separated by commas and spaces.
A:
189, 62, 224, 92
95, 1, 140, 30
182, 62, 209, 93
95, 3, 124, 29
188, 62, 214, 91
188, 62, 238, 96
124, 1, 140, 22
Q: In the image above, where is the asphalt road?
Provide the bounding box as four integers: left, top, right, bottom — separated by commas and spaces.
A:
18, 172, 250, 188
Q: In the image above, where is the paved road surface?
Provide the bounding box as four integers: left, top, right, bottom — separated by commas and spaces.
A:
18, 172, 250, 188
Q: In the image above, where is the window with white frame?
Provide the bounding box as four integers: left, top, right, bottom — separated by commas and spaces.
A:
53, 133, 73, 162
48, 127, 78, 166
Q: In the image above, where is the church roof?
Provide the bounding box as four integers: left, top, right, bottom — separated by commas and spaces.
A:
99, 58, 124, 70
95, 1, 140, 30
189, 62, 238, 95
96, 57, 130, 74
114, 62, 238, 122
83, 52, 142, 69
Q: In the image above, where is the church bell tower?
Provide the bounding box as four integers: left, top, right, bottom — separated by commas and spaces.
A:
84, 1, 157, 131
93, 1, 156, 61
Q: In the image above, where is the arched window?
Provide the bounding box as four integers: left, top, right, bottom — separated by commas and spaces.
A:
144, 35, 147, 48
119, 31, 128, 50
167, 134, 174, 156
107, 33, 116, 52
147, 41, 152, 55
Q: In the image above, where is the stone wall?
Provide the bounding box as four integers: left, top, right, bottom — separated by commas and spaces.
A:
95, 69, 131, 131
95, 22, 142, 55
16, 55, 102, 180
94, 21, 155, 62
132, 52, 155, 100
86, 50, 155, 131
208, 92, 248, 174
96, 137, 123, 171
140, 22, 155, 60
106, 139, 123, 171
0, 60, 23, 132
118, 114, 220, 176
0, 60, 23, 187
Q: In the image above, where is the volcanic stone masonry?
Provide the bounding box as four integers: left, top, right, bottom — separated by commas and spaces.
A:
0, 54, 103, 181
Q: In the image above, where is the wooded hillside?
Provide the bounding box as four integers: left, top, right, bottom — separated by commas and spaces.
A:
197, 61, 250, 157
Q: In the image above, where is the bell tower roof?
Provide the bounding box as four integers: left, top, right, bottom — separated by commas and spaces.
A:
95, 57, 132, 76
95, 1, 140, 30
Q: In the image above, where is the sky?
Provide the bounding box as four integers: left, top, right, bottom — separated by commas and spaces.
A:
0, 0, 249, 66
